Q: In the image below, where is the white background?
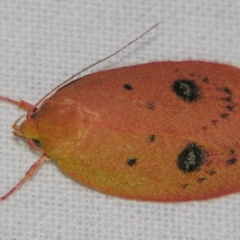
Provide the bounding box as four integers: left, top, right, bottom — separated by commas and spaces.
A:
0, 1, 240, 239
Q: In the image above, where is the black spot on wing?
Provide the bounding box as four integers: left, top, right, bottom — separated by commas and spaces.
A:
198, 177, 206, 182
123, 84, 133, 91
216, 87, 232, 95
177, 143, 206, 173
147, 135, 155, 143
146, 102, 155, 110
220, 113, 229, 119
181, 183, 189, 189
172, 79, 201, 103
127, 158, 138, 167
226, 158, 237, 165
208, 170, 216, 176
212, 120, 218, 125
230, 149, 235, 154
221, 97, 232, 102
226, 105, 235, 111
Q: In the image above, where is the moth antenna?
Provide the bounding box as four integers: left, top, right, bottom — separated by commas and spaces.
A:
35, 23, 159, 108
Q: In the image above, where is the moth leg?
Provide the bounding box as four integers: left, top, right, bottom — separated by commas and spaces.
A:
0, 155, 48, 201
0, 95, 34, 111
